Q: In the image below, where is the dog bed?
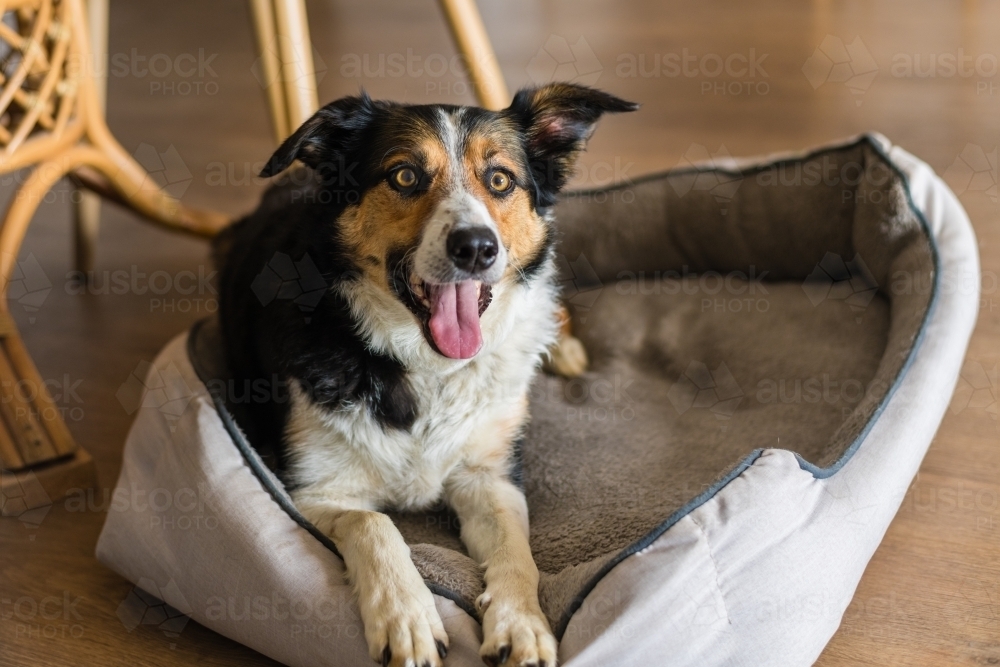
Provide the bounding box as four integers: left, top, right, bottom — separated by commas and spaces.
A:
97, 133, 978, 666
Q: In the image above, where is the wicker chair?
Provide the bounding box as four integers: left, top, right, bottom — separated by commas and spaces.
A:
0, 0, 228, 507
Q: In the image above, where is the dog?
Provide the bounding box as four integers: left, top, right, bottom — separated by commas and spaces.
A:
214, 82, 636, 667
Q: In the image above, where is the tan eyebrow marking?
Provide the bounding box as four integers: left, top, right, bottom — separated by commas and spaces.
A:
379, 146, 409, 167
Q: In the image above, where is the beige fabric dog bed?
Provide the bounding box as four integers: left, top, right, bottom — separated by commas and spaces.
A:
97, 133, 978, 666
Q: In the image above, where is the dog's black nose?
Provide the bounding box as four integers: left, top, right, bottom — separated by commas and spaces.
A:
447, 227, 499, 274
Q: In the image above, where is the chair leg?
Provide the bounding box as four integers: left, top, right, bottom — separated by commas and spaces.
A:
0, 156, 78, 283
64, 0, 229, 238
0, 155, 96, 501
72, 0, 109, 273
0, 157, 80, 469
272, 0, 320, 129
72, 192, 100, 274
438, 0, 510, 110
249, 0, 292, 143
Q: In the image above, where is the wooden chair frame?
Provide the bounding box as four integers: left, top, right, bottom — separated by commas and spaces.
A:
249, 0, 511, 141
0, 0, 228, 509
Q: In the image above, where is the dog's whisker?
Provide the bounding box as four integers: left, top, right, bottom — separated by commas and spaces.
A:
508, 256, 529, 284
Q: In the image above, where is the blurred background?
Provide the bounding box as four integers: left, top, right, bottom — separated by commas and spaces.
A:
0, 1, 997, 665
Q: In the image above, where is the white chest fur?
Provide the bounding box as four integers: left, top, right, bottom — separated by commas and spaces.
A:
285, 263, 559, 512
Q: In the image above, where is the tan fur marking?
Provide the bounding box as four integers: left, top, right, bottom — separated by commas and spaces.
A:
461, 132, 548, 281
339, 136, 456, 288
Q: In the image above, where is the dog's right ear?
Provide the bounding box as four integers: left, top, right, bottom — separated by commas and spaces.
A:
260, 93, 377, 177
505, 83, 638, 207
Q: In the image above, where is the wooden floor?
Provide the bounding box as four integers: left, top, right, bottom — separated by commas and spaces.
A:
1, 0, 998, 665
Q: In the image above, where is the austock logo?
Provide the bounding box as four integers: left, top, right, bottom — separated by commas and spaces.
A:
132, 144, 193, 199
666, 360, 744, 430
943, 144, 998, 203
2, 253, 52, 324
951, 578, 998, 632
555, 253, 602, 323
668, 144, 743, 215
251, 252, 329, 323
106, 48, 220, 96
527, 35, 603, 86
252, 36, 327, 89
116, 360, 197, 431
802, 252, 878, 322
116, 577, 192, 649
951, 359, 998, 424
0, 466, 52, 530
802, 35, 878, 105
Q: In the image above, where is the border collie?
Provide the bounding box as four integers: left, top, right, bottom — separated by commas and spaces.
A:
214, 82, 636, 667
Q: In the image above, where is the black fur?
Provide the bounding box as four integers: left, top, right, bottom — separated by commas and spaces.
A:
215, 170, 418, 442
214, 85, 636, 466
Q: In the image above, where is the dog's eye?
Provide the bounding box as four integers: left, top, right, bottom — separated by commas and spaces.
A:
487, 170, 513, 195
386, 165, 428, 196
389, 167, 418, 190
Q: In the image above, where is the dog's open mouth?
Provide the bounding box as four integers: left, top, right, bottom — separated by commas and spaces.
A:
392, 263, 493, 359
411, 279, 492, 359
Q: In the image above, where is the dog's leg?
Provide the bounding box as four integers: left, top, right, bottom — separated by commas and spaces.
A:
300, 502, 449, 667
543, 305, 588, 378
446, 471, 557, 667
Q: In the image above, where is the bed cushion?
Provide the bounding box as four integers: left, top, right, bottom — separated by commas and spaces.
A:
96, 133, 978, 666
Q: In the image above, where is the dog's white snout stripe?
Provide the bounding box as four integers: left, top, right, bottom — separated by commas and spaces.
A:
412, 110, 509, 284
415, 186, 507, 284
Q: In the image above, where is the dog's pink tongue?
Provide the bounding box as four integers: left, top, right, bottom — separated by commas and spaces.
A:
428, 281, 482, 359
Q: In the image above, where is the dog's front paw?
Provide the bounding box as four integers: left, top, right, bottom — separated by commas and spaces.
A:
544, 333, 588, 378
362, 582, 449, 667
479, 596, 557, 667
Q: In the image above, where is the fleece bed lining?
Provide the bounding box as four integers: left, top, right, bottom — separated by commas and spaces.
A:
188, 135, 937, 639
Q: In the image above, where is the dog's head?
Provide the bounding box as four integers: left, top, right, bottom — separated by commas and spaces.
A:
261, 83, 637, 360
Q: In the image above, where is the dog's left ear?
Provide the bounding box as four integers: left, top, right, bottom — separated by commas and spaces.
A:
260, 93, 377, 177
505, 83, 638, 207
